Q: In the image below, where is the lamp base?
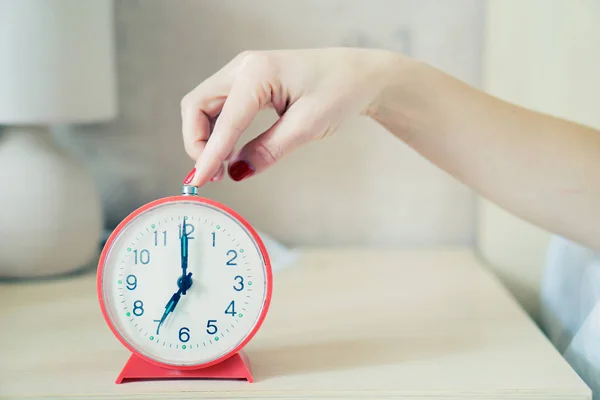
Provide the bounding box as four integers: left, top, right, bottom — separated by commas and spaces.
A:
0, 125, 103, 278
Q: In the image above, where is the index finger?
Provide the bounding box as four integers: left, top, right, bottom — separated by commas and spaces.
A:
189, 72, 269, 187
180, 73, 230, 161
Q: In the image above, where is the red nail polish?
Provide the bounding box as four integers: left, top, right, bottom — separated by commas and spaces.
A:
183, 168, 196, 184
229, 161, 254, 182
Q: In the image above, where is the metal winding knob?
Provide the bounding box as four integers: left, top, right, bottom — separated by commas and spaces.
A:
181, 185, 199, 196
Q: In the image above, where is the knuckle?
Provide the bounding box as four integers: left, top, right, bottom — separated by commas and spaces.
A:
183, 141, 197, 159
254, 142, 278, 166
180, 94, 193, 112
237, 50, 271, 76
235, 50, 255, 62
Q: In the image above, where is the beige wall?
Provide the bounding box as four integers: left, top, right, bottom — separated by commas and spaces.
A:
60, 0, 485, 248
477, 0, 600, 321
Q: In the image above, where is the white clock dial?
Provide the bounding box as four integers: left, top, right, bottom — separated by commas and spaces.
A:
100, 200, 270, 367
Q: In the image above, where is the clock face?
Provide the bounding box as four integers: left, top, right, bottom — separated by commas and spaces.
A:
99, 198, 271, 367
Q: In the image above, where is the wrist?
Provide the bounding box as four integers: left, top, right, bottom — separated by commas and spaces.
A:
365, 53, 437, 138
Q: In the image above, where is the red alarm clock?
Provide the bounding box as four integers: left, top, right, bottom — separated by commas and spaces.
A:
96, 185, 273, 383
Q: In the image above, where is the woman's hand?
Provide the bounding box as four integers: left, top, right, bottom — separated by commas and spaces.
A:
181, 46, 600, 250
180, 48, 404, 187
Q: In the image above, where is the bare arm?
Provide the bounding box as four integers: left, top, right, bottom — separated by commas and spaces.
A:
370, 57, 600, 250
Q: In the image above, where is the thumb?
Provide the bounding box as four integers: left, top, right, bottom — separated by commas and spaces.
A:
228, 100, 322, 181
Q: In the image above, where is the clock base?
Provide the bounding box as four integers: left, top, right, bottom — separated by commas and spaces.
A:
115, 351, 254, 384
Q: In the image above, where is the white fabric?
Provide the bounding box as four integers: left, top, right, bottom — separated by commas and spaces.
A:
540, 235, 600, 398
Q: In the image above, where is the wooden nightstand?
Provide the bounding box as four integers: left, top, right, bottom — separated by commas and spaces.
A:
0, 248, 591, 399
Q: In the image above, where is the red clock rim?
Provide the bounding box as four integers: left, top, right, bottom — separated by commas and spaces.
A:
96, 195, 273, 370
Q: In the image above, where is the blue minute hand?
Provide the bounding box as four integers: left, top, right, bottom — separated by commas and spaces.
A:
180, 218, 189, 294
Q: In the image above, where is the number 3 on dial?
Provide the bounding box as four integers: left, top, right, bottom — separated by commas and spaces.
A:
233, 275, 244, 291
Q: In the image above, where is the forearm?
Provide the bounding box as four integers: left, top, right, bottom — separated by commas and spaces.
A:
370, 57, 600, 250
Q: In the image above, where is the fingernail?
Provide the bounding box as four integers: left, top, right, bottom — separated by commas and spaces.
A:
210, 164, 225, 182
228, 160, 254, 182
183, 168, 196, 184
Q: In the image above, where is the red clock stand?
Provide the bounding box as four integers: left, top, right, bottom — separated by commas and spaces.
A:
115, 351, 253, 384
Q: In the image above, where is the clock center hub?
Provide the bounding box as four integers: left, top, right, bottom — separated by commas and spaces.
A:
177, 274, 193, 292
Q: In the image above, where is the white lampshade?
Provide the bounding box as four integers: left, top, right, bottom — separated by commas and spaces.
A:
0, 0, 117, 124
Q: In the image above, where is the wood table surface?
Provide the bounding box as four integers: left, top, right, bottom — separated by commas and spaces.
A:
0, 247, 591, 399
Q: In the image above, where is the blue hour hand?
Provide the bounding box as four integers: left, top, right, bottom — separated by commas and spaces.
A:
154, 272, 192, 335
